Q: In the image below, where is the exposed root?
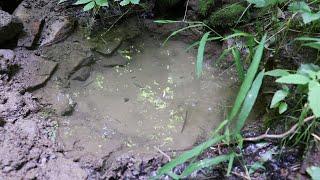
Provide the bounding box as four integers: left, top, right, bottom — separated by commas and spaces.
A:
244, 116, 316, 142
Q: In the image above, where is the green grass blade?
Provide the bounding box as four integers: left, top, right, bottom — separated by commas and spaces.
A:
222, 32, 253, 40
186, 37, 222, 51
196, 32, 210, 78
295, 37, 320, 41
180, 155, 230, 177
163, 24, 205, 45
227, 153, 236, 176
228, 34, 267, 122
235, 70, 265, 133
155, 135, 225, 177
213, 48, 231, 66
232, 48, 245, 82
154, 20, 181, 24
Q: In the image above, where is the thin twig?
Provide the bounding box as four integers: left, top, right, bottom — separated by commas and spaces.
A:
244, 116, 316, 142
231, 171, 250, 180
154, 146, 171, 161
181, 110, 188, 133
101, 8, 131, 36
183, 0, 190, 22
312, 133, 320, 141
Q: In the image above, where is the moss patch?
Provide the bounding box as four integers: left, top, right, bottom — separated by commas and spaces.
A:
199, 0, 215, 16
208, 3, 246, 27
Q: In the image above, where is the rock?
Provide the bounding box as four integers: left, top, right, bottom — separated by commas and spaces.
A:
0, 89, 40, 123
188, 0, 199, 11
54, 92, 76, 116
13, 3, 43, 48
41, 156, 87, 179
40, 16, 75, 47
15, 54, 57, 91
0, 49, 15, 60
66, 51, 94, 77
0, 10, 22, 44
96, 54, 128, 67
71, 66, 91, 81
0, 49, 17, 80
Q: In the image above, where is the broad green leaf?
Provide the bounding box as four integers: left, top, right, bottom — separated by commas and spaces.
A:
278, 102, 288, 114
120, 0, 139, 6
74, 0, 92, 5
196, 32, 210, 78
302, 12, 320, 24
276, 74, 310, 85
83, 1, 95, 11
270, 89, 288, 108
289, 1, 311, 13
228, 35, 266, 121
308, 86, 320, 117
180, 155, 230, 177
232, 48, 245, 82
265, 69, 290, 77
96, 0, 108, 6
235, 71, 264, 132
58, 0, 68, 3
130, 0, 140, 4
298, 64, 320, 76
247, 0, 282, 8
307, 166, 320, 180
155, 135, 225, 177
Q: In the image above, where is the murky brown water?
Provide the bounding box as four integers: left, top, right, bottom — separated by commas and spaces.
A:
38, 29, 237, 158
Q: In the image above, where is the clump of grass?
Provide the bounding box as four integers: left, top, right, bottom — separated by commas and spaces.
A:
199, 0, 215, 16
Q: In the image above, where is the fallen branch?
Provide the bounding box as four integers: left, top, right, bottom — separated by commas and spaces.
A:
154, 146, 171, 162
244, 115, 316, 142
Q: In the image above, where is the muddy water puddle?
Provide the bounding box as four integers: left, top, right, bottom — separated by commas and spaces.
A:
42, 32, 237, 158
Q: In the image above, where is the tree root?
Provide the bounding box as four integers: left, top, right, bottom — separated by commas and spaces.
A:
244, 115, 316, 142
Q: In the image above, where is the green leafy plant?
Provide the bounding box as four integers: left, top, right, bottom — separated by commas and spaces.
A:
267, 64, 320, 117
296, 36, 320, 50
307, 166, 320, 180
58, 0, 140, 11
289, 1, 320, 24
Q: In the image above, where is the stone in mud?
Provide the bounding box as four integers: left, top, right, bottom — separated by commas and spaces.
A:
67, 51, 94, 77
41, 156, 87, 179
0, 49, 16, 75
16, 54, 57, 91
53, 92, 76, 116
0, 49, 15, 60
40, 16, 75, 47
91, 37, 122, 56
0, 10, 22, 44
13, 3, 43, 48
71, 66, 91, 81
96, 54, 128, 67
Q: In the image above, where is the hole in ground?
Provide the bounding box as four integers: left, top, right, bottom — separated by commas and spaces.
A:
0, 0, 23, 14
